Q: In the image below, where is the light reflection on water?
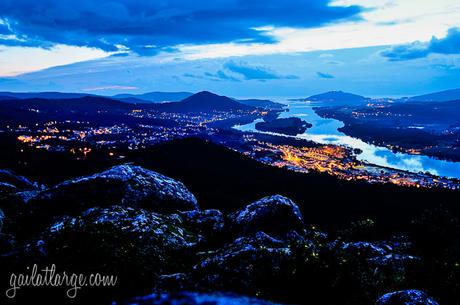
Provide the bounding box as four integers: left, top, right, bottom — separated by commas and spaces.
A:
234, 101, 460, 179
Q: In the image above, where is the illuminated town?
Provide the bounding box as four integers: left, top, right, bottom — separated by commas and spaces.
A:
236, 135, 460, 190
2, 104, 457, 191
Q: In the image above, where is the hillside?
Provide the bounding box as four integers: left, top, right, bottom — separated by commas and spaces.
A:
0, 96, 135, 126
409, 88, 460, 102
236, 99, 286, 110
0, 137, 459, 305
306, 91, 368, 105
2, 135, 457, 231
153, 91, 255, 113
0, 91, 92, 99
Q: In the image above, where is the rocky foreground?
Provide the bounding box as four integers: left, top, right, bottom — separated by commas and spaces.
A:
0, 165, 444, 304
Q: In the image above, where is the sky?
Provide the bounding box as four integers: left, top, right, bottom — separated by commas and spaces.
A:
1, 0, 460, 97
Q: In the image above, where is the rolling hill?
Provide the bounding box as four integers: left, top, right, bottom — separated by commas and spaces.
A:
153, 91, 255, 113
306, 91, 369, 105
236, 99, 285, 110
0, 96, 135, 126
408, 88, 460, 102
0, 91, 92, 100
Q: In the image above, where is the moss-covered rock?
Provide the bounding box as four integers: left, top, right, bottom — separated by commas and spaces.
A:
0, 169, 40, 207
376, 290, 439, 305
33, 164, 198, 214
228, 195, 305, 237
193, 231, 292, 294
17, 165, 199, 237
179, 209, 225, 237
0, 169, 35, 190
29, 206, 200, 294
0, 208, 4, 233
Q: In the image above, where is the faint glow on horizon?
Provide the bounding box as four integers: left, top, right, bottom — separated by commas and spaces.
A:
0, 45, 109, 77
82, 85, 139, 91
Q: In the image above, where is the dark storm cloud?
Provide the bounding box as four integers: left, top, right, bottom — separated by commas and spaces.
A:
381, 27, 460, 61
317, 71, 335, 78
224, 61, 299, 80
204, 71, 240, 82
183, 70, 240, 82
0, 0, 362, 54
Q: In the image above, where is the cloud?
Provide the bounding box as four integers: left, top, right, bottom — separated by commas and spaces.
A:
224, 61, 299, 80
381, 27, 460, 61
325, 61, 342, 65
204, 71, 240, 82
317, 71, 335, 79
183, 70, 240, 82
0, 1, 362, 55
183, 73, 203, 79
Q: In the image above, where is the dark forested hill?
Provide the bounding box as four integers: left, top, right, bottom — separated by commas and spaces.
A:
152, 91, 255, 113
408, 88, 460, 102
0, 96, 138, 126
306, 91, 369, 105
1, 135, 457, 233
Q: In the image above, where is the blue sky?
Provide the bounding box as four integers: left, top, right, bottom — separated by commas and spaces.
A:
1, 0, 460, 97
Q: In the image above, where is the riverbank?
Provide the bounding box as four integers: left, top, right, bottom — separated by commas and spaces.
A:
233, 100, 460, 180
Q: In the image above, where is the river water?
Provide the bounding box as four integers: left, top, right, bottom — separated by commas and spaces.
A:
233, 100, 460, 179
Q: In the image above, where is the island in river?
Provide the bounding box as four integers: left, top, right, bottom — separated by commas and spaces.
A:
255, 117, 312, 136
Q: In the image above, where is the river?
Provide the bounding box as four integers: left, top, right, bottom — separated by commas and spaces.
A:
233, 100, 460, 179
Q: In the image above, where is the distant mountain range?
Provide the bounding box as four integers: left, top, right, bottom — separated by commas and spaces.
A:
0, 91, 281, 117
0, 92, 92, 100
0, 91, 282, 110
152, 91, 255, 113
0, 96, 131, 112
2, 88, 460, 111
0, 96, 135, 127
112, 92, 285, 110
407, 88, 460, 102
0, 91, 193, 103
290, 88, 460, 105
112, 92, 194, 103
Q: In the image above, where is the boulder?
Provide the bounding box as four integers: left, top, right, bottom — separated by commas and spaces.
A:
154, 272, 192, 291
30, 164, 198, 217
0, 208, 4, 233
341, 241, 390, 258
193, 231, 292, 293
119, 292, 286, 305
368, 254, 420, 267
366, 254, 421, 292
330, 240, 423, 303
0, 169, 35, 190
376, 290, 439, 305
0, 171, 40, 223
228, 195, 304, 237
0, 182, 17, 196
42, 205, 199, 254
30, 206, 200, 293
179, 209, 225, 236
